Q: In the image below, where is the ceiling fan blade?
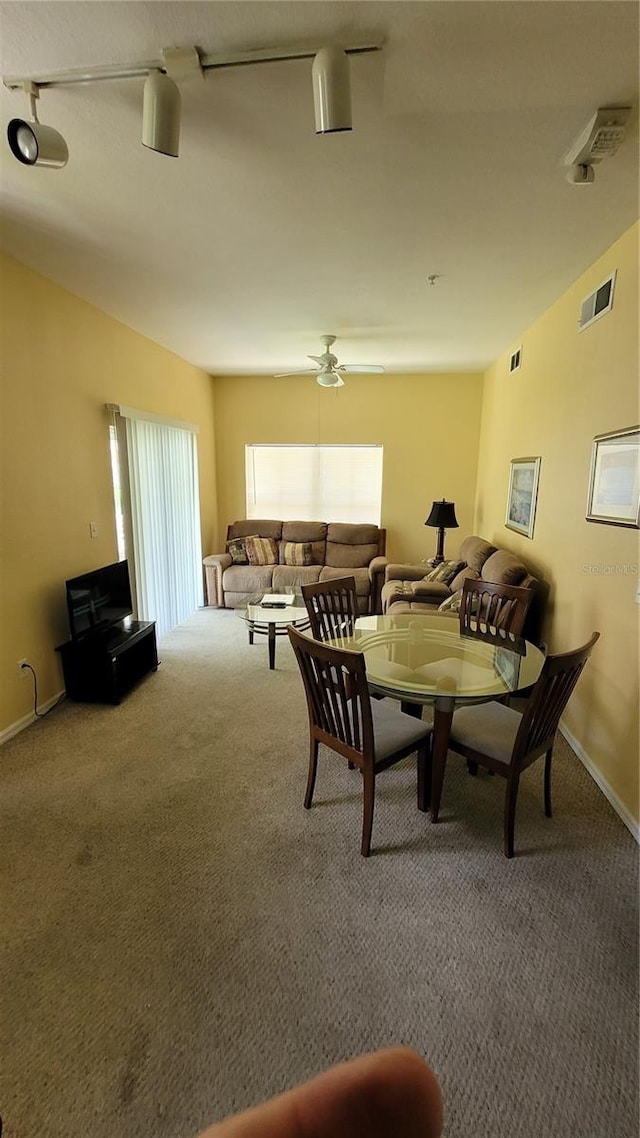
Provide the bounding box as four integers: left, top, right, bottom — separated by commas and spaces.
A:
274, 369, 317, 377
338, 364, 385, 374
280, 337, 380, 386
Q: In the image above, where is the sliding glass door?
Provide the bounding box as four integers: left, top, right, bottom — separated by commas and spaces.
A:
111, 407, 203, 639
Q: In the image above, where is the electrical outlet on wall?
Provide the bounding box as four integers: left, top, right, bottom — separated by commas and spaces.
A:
17, 659, 29, 678
89, 522, 98, 538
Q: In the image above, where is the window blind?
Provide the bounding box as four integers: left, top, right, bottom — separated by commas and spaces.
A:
245, 445, 383, 524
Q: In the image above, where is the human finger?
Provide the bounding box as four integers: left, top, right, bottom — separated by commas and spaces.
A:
197, 1046, 443, 1138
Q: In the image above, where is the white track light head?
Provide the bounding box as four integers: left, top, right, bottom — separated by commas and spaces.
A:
7, 117, 68, 167
142, 69, 181, 157
312, 47, 352, 134
7, 86, 68, 167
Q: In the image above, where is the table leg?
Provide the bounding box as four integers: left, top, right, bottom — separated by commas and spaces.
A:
417, 745, 431, 813
430, 697, 454, 823
268, 623, 276, 669
248, 625, 254, 645
400, 700, 423, 718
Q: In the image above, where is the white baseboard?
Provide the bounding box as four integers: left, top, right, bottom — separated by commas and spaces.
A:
559, 720, 639, 843
0, 690, 65, 746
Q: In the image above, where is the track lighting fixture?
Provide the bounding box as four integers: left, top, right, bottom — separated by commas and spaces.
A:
4, 40, 381, 168
312, 47, 352, 134
7, 83, 68, 168
142, 69, 181, 157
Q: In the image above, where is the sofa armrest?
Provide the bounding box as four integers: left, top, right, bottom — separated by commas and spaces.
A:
368, 555, 389, 614
203, 553, 232, 607
384, 563, 427, 583
409, 580, 451, 601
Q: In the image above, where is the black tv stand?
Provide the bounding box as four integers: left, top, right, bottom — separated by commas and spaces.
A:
56, 620, 158, 705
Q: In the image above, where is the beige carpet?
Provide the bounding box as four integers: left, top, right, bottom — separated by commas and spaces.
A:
1, 608, 637, 1138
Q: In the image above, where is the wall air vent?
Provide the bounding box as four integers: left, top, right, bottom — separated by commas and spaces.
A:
509, 346, 522, 373
578, 270, 616, 332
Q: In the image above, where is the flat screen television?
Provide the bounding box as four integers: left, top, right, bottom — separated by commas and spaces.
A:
66, 560, 133, 640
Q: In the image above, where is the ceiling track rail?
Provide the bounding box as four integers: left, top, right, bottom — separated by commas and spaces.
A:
3, 41, 383, 92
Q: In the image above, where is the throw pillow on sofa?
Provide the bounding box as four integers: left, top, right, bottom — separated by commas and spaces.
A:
226, 536, 253, 564
438, 577, 481, 615
423, 559, 466, 586
438, 567, 482, 614
438, 591, 463, 613
245, 535, 279, 566
283, 541, 313, 567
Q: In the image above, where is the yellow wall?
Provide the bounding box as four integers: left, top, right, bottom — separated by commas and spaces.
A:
475, 222, 639, 826
211, 372, 484, 563
0, 253, 218, 734
3, 225, 637, 830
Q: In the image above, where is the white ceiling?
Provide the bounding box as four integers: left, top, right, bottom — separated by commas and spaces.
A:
1, 1, 638, 376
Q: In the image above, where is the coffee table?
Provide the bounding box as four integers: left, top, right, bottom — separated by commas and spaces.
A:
237, 591, 310, 669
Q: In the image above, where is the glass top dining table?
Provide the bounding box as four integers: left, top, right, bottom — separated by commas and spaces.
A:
327, 612, 546, 819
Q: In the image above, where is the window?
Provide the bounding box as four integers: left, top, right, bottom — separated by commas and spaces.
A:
245, 445, 383, 524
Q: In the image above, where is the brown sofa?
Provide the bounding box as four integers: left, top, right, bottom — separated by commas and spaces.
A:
382, 535, 545, 642
204, 520, 388, 614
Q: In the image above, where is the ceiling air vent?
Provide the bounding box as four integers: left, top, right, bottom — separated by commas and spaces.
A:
509, 346, 522, 373
578, 270, 616, 332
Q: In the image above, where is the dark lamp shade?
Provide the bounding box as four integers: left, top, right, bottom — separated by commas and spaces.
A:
425, 500, 459, 529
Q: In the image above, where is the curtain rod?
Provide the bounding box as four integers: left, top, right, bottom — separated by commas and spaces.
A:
107, 403, 199, 433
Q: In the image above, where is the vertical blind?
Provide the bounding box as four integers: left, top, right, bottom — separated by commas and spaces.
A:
123, 415, 203, 639
245, 445, 383, 524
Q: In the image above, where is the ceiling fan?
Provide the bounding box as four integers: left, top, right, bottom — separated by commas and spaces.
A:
275, 334, 385, 387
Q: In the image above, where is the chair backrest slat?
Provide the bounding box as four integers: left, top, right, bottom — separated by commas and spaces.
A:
288, 624, 373, 763
460, 578, 534, 642
302, 577, 359, 642
513, 632, 600, 764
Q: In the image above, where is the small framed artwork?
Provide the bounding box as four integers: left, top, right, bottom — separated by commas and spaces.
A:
586, 425, 640, 528
505, 457, 541, 539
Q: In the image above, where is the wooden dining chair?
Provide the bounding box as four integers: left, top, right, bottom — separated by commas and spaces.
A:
288, 625, 432, 856
431, 632, 599, 857
301, 576, 359, 642
459, 578, 534, 642
459, 579, 536, 733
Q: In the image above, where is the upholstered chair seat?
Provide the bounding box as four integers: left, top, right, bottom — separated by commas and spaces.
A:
449, 702, 523, 764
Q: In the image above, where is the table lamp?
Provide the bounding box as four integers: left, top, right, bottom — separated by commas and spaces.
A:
425, 499, 459, 564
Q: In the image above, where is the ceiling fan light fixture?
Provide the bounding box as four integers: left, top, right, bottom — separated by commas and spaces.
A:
142, 69, 181, 157
312, 47, 352, 134
317, 372, 345, 388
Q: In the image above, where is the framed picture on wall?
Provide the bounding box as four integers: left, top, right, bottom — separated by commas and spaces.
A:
505, 457, 541, 538
586, 425, 640, 528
